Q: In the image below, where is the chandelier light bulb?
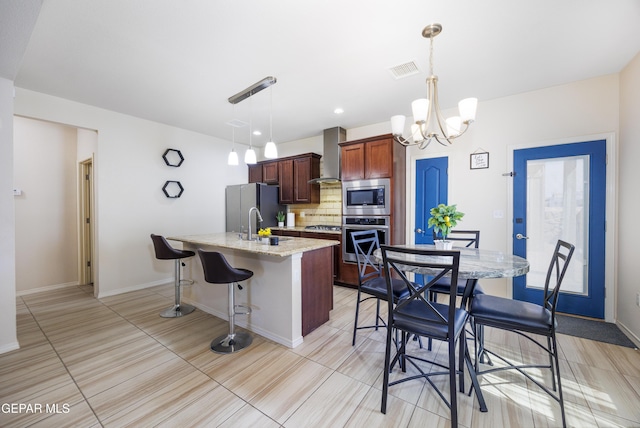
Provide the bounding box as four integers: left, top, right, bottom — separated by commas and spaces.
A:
411, 99, 429, 123
458, 98, 478, 122
391, 115, 406, 135
446, 116, 462, 138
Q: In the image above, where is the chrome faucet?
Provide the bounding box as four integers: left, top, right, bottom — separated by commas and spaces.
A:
247, 206, 263, 241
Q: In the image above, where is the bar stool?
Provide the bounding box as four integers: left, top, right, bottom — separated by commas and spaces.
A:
150, 234, 196, 318
198, 249, 254, 354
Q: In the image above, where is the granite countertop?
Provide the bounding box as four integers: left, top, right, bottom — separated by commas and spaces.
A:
168, 232, 339, 257
374, 245, 530, 279
270, 226, 342, 235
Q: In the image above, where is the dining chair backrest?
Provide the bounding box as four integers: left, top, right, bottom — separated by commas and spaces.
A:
350, 230, 382, 285
432, 229, 480, 248
543, 240, 575, 318
380, 245, 461, 337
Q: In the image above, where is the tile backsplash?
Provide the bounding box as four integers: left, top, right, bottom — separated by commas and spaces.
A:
288, 182, 341, 227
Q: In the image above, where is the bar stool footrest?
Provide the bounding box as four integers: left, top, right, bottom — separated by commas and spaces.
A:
234, 304, 252, 315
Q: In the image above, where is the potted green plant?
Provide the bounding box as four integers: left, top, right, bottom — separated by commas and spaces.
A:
276, 211, 286, 227
427, 204, 464, 250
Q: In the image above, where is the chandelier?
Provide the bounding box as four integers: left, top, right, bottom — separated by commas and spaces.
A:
391, 24, 477, 149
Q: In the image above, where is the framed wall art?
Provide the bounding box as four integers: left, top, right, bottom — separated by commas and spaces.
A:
470, 151, 489, 170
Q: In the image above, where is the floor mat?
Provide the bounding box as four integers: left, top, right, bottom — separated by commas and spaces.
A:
556, 314, 637, 348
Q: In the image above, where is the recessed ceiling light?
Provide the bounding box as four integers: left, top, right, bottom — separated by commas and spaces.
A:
334, 108, 344, 115
253, 130, 262, 136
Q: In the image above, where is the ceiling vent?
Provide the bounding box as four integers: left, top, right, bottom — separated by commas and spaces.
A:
226, 119, 247, 128
388, 61, 420, 80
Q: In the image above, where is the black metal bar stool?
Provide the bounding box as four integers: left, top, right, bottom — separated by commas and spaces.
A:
150, 234, 196, 318
198, 249, 254, 354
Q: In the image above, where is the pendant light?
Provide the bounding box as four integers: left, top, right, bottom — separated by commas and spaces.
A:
227, 103, 240, 165
227, 76, 277, 164
227, 125, 239, 165
263, 86, 278, 159
244, 95, 257, 164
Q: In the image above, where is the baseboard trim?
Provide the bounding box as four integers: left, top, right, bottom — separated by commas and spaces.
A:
17, 281, 79, 296
616, 321, 640, 349
97, 278, 172, 298
182, 297, 302, 349
0, 341, 20, 355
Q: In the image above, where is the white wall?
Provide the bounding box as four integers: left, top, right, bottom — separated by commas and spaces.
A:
350, 75, 621, 316
0, 77, 18, 353
14, 117, 79, 293
13, 89, 247, 298
257, 134, 323, 161
2, 69, 637, 352
618, 52, 640, 341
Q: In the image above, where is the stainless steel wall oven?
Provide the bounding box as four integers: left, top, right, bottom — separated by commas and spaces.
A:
342, 216, 390, 263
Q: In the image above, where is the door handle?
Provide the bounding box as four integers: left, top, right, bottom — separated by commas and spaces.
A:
415, 228, 423, 234
515, 233, 529, 240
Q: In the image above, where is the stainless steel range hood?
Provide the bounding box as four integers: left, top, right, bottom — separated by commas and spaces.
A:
309, 127, 346, 184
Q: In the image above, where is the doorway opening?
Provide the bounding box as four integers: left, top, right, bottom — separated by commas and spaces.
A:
79, 158, 94, 288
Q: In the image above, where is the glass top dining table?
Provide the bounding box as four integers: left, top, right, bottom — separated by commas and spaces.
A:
373, 245, 530, 280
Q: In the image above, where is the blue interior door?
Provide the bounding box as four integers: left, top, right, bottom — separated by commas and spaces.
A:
415, 157, 448, 244
513, 140, 606, 319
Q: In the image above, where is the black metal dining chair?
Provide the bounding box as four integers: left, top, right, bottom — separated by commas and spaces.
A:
350, 230, 410, 346
469, 239, 575, 428
428, 230, 488, 361
428, 229, 483, 302
380, 245, 487, 428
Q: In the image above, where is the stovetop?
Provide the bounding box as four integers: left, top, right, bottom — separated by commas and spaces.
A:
304, 225, 342, 231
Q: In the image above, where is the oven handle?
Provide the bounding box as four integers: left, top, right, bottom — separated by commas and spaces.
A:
342, 225, 389, 230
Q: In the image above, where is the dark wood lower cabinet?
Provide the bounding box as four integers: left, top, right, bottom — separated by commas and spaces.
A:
301, 246, 333, 336
335, 261, 360, 289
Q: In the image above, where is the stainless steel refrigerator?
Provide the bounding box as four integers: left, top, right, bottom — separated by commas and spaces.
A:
225, 183, 284, 234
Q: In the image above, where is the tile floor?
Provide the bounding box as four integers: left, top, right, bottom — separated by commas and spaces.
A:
1, 283, 639, 427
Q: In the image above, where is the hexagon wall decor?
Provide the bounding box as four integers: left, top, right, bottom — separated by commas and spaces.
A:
163, 148, 184, 167
162, 180, 184, 198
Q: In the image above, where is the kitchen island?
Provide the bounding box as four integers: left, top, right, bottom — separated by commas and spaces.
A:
167, 233, 339, 348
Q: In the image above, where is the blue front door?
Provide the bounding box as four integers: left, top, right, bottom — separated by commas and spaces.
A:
415, 157, 448, 244
513, 140, 606, 319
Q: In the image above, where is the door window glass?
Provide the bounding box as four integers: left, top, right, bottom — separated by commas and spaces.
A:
526, 156, 588, 294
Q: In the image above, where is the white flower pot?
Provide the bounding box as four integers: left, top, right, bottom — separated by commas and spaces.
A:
435, 240, 453, 250
278, 221, 284, 227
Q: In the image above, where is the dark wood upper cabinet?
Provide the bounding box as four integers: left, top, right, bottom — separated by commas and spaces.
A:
262, 161, 279, 184
248, 164, 262, 183
248, 153, 320, 204
340, 135, 394, 180
365, 137, 394, 178
340, 143, 366, 181
278, 159, 294, 204
293, 155, 320, 203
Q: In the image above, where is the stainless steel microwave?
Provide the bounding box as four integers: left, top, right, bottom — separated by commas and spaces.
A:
342, 178, 390, 216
